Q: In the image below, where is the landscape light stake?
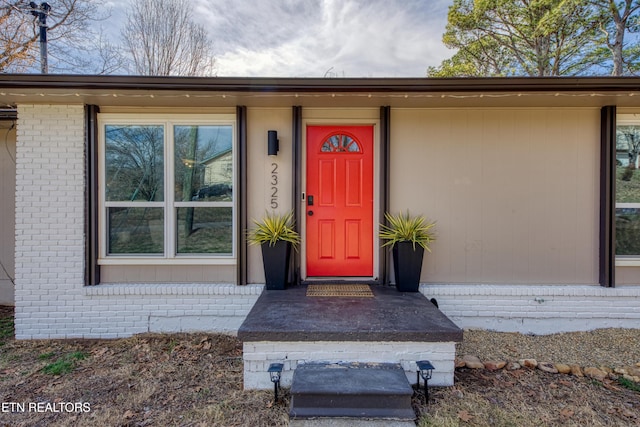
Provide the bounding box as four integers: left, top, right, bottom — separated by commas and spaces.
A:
416, 360, 434, 403
268, 363, 283, 402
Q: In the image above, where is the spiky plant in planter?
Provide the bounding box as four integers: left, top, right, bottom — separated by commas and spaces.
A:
248, 211, 300, 290
380, 211, 436, 292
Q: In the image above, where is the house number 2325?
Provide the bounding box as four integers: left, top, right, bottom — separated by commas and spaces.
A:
270, 163, 278, 209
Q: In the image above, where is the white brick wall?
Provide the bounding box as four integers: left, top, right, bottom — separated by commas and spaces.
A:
243, 341, 456, 390
13, 104, 261, 339
422, 284, 640, 334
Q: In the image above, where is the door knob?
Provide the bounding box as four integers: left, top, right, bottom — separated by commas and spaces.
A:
308, 210, 314, 216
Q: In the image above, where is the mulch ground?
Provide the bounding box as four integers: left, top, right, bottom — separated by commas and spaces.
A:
1, 306, 638, 426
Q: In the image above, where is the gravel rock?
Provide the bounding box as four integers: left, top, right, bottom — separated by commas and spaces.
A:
537, 362, 558, 374
628, 366, 640, 377
483, 360, 506, 371
457, 328, 640, 368
570, 365, 584, 377
506, 361, 521, 370
520, 359, 538, 368
584, 367, 607, 381
462, 355, 484, 369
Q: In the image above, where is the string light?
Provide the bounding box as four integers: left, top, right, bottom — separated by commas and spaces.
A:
0, 91, 638, 101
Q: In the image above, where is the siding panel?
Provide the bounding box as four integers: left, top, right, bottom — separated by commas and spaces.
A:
0, 124, 15, 304
391, 108, 599, 285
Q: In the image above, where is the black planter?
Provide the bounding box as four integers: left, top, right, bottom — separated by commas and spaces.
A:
261, 241, 292, 290
392, 241, 425, 292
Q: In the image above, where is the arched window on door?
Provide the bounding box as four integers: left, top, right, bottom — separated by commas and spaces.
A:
320, 134, 361, 153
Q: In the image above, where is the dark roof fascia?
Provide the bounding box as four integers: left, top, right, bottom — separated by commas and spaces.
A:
2, 74, 640, 94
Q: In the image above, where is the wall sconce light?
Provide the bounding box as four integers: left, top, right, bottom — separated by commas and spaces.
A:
268, 362, 283, 402
268, 130, 279, 156
416, 360, 435, 403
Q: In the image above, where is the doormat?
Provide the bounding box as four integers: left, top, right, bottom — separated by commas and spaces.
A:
306, 284, 374, 298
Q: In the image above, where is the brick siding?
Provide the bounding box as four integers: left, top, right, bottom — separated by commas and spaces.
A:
242, 341, 456, 389
13, 105, 260, 339
423, 284, 640, 335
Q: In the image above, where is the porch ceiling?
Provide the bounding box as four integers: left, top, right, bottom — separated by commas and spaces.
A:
1, 75, 640, 109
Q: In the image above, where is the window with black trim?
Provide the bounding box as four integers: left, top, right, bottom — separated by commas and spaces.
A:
616, 114, 640, 258
99, 115, 235, 262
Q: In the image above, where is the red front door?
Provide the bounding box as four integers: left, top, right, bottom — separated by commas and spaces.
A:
306, 125, 374, 277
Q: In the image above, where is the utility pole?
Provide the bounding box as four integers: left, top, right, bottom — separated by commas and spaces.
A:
29, 2, 50, 74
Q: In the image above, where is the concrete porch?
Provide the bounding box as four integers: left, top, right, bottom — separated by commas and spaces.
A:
238, 284, 463, 390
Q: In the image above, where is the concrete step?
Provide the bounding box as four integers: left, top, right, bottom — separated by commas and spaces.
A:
289, 362, 415, 422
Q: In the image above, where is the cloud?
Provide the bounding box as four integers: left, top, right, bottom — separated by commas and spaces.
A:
101, 0, 454, 77
200, 0, 453, 77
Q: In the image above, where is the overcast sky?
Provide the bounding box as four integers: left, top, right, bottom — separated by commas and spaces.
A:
102, 0, 454, 77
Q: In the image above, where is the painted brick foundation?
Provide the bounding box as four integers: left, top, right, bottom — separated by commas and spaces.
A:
422, 284, 640, 335
16, 281, 262, 339
242, 341, 456, 390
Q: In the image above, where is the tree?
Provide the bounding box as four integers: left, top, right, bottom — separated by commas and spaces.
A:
588, 0, 640, 75
0, 0, 116, 73
428, 0, 599, 77
618, 125, 640, 177
121, 0, 215, 76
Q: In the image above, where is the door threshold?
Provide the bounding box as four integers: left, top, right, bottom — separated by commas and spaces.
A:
302, 278, 380, 285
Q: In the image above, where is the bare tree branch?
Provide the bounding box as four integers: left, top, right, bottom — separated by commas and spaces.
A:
0, 0, 115, 73
121, 0, 216, 76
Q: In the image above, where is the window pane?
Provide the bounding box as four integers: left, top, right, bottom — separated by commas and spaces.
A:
616, 208, 640, 256
176, 207, 232, 254
321, 134, 361, 153
105, 125, 164, 202
108, 207, 164, 254
174, 125, 233, 202
616, 125, 640, 204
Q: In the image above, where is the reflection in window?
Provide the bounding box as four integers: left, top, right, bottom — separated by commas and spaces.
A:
105, 125, 164, 202
174, 125, 233, 202
176, 207, 232, 254
616, 208, 640, 256
615, 121, 640, 256
321, 134, 361, 153
108, 207, 164, 254
102, 119, 234, 259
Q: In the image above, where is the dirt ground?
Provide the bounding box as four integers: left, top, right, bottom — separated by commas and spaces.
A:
1, 306, 638, 426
